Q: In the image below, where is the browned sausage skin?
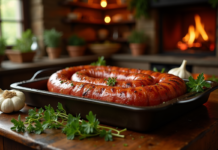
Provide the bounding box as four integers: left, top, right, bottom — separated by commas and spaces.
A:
47, 65, 186, 106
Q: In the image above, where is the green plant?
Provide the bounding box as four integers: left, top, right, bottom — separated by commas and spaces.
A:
128, 0, 150, 18
209, 0, 218, 7
44, 28, 62, 48
68, 35, 85, 46
0, 37, 7, 55
13, 29, 34, 53
128, 30, 147, 43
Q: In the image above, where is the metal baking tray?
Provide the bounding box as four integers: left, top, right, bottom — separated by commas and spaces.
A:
10, 68, 218, 132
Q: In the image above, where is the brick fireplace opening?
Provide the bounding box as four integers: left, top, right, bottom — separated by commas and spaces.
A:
152, 0, 217, 56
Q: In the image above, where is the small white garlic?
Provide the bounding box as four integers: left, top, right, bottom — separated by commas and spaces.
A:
168, 60, 192, 79
0, 89, 25, 113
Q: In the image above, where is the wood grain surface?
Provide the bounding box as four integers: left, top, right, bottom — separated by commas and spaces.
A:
1, 90, 218, 150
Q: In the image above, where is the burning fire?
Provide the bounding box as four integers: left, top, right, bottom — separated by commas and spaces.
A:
177, 14, 212, 51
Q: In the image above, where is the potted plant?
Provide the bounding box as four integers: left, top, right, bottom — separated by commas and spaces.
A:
44, 28, 62, 59
0, 37, 6, 67
6, 29, 35, 63
67, 35, 86, 57
128, 30, 148, 56
128, 0, 150, 18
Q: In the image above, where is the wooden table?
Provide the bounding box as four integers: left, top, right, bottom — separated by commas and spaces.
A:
1, 90, 218, 150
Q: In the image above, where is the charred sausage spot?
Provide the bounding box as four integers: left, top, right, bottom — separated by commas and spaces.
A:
126, 82, 132, 87
100, 88, 105, 94
120, 91, 126, 97
134, 90, 137, 93
79, 84, 84, 89
82, 90, 89, 96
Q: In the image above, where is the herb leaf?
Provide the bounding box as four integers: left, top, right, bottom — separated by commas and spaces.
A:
100, 129, 113, 141
153, 67, 165, 73
186, 73, 211, 93
11, 115, 26, 132
208, 75, 218, 82
91, 56, 106, 66
82, 111, 99, 134
106, 77, 117, 86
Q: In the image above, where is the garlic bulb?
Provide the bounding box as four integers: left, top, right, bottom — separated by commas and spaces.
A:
168, 60, 192, 79
0, 89, 25, 113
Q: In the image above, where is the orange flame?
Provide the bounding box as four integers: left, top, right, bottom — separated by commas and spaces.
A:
178, 14, 209, 51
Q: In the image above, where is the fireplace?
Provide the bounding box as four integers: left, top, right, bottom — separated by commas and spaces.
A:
153, 0, 217, 56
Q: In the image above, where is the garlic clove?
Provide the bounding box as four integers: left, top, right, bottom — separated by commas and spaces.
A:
1, 98, 14, 113
168, 60, 192, 79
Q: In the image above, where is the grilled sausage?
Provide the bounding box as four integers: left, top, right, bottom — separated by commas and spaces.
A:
47, 65, 186, 106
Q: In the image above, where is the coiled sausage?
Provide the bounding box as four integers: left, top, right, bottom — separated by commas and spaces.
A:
47, 65, 186, 106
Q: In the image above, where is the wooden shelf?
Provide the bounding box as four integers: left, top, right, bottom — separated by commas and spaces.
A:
63, 18, 135, 25
109, 38, 128, 43
63, 18, 104, 25
63, 1, 127, 10
107, 20, 135, 25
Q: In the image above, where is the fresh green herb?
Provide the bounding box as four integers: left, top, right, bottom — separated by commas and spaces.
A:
106, 77, 117, 86
208, 75, 218, 82
90, 56, 106, 66
123, 143, 128, 147
140, 136, 144, 138
11, 103, 126, 141
71, 83, 74, 86
11, 115, 26, 132
161, 68, 165, 73
153, 67, 158, 72
60, 81, 63, 84
153, 67, 165, 73
186, 73, 211, 93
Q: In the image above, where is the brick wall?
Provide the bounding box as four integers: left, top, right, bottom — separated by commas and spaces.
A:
31, 0, 72, 57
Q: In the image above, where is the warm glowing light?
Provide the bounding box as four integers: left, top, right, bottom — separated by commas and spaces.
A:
177, 14, 209, 51
104, 16, 111, 23
101, 0, 107, 8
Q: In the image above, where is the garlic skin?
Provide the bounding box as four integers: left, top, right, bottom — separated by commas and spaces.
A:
0, 89, 25, 113
168, 60, 192, 79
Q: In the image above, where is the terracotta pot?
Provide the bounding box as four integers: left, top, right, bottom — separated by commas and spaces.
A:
130, 43, 146, 56
46, 47, 61, 59
0, 54, 4, 67
5, 50, 36, 63
67, 46, 86, 57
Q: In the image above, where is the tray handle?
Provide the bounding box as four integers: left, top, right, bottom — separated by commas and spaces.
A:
30, 67, 62, 80
177, 82, 218, 104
